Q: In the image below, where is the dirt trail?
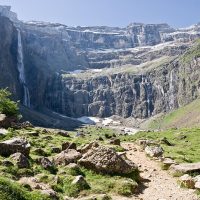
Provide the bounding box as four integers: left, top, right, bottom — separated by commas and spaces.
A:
113, 142, 199, 200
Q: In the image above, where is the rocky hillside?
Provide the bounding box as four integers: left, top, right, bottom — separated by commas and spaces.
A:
1, 5, 200, 125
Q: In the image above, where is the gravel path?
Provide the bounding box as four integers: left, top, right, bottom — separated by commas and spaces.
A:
113, 143, 199, 200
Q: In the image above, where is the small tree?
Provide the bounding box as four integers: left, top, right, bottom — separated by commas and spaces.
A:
0, 88, 19, 117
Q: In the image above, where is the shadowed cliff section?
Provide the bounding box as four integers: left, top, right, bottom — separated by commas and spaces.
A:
20, 105, 84, 131
0, 16, 21, 101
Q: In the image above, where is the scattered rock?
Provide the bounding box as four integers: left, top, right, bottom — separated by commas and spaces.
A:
0, 137, 30, 157
19, 177, 44, 190
105, 134, 112, 139
97, 136, 104, 141
10, 152, 29, 168
162, 158, 176, 169
0, 128, 8, 136
109, 138, 120, 145
2, 160, 14, 167
79, 145, 137, 175
33, 148, 47, 156
145, 145, 164, 157
38, 157, 54, 170
72, 175, 90, 190
192, 175, 200, 190
176, 134, 187, 140
112, 133, 117, 137
53, 149, 82, 165
76, 132, 85, 137
62, 142, 77, 151
66, 163, 79, 170
76, 194, 111, 200
195, 181, 200, 190
57, 131, 70, 137
192, 175, 200, 183
160, 137, 172, 146
18, 177, 58, 199
179, 174, 195, 189
42, 129, 48, 134
28, 131, 39, 137
40, 189, 58, 200
42, 135, 53, 140
138, 139, 157, 150
170, 162, 200, 174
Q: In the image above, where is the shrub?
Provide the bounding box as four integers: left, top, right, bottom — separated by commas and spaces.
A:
0, 88, 19, 117
115, 179, 138, 196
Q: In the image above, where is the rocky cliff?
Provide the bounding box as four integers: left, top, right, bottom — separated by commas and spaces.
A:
0, 16, 21, 101
42, 52, 200, 119
0, 6, 200, 123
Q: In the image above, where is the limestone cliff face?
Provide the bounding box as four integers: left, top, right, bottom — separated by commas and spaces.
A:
42, 57, 200, 119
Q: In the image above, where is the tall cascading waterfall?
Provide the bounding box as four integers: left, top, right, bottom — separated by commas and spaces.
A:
142, 75, 153, 117
17, 29, 31, 107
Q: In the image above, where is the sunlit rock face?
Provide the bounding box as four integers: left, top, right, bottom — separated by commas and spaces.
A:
0, 6, 200, 120
43, 58, 200, 119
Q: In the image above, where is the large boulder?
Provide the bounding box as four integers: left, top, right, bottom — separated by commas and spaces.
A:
78, 145, 137, 175
0, 138, 31, 157
10, 152, 29, 168
170, 162, 200, 174
53, 149, 82, 165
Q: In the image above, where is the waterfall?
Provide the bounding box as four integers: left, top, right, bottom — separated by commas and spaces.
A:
169, 70, 175, 110
142, 75, 152, 117
17, 29, 31, 107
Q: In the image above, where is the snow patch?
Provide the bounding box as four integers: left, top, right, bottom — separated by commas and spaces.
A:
77, 116, 99, 125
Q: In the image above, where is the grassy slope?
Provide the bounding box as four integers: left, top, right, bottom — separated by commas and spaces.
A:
119, 127, 200, 164
143, 98, 200, 130
180, 38, 200, 64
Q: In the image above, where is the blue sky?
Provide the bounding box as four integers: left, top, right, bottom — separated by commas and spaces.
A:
0, 0, 200, 28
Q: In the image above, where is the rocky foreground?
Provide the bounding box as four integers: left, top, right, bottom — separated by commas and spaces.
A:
0, 116, 140, 200
0, 115, 200, 200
